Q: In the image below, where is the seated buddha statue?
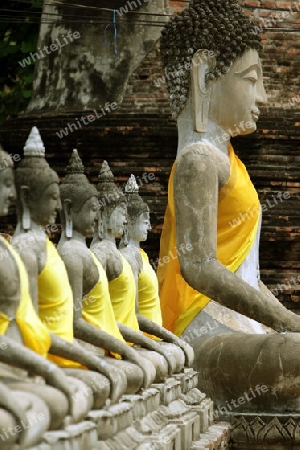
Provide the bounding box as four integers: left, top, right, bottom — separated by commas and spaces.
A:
57, 149, 156, 392
91, 161, 185, 380
0, 145, 83, 446
12, 127, 127, 407
158, 0, 300, 413
121, 174, 193, 369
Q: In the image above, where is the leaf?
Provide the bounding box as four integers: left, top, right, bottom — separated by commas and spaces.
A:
23, 73, 34, 83
22, 90, 32, 98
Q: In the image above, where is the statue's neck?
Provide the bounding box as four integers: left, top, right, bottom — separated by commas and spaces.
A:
176, 99, 230, 157
91, 230, 116, 246
60, 229, 86, 245
14, 219, 45, 236
128, 238, 140, 248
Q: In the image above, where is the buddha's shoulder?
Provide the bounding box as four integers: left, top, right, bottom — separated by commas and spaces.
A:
11, 231, 45, 259
92, 240, 115, 252
179, 141, 223, 160
57, 240, 88, 260
176, 141, 229, 173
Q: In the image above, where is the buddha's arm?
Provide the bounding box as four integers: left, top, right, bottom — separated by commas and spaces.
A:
0, 382, 29, 445
174, 149, 300, 333
49, 333, 127, 402
91, 245, 107, 271
137, 314, 194, 366
11, 240, 39, 310
117, 322, 175, 374
61, 253, 155, 389
120, 246, 142, 312
0, 334, 80, 421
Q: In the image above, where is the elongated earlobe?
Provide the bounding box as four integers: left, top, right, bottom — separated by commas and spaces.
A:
64, 199, 73, 238
20, 186, 31, 231
97, 213, 104, 240
191, 50, 216, 132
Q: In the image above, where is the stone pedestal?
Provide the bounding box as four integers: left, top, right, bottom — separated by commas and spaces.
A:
87, 402, 134, 439
36, 421, 98, 450
191, 422, 231, 450
152, 378, 182, 406
230, 413, 300, 450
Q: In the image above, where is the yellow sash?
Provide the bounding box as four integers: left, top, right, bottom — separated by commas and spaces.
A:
0, 236, 51, 357
138, 249, 163, 326
108, 253, 139, 332
82, 251, 125, 343
158, 144, 260, 336
38, 237, 82, 368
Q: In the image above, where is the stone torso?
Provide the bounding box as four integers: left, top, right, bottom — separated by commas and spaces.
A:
58, 239, 99, 297
91, 239, 123, 281
0, 236, 23, 344
91, 239, 140, 331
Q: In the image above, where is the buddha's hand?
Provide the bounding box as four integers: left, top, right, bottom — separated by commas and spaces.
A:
136, 356, 156, 389
46, 365, 83, 422
0, 384, 30, 448
104, 363, 127, 403
175, 339, 194, 367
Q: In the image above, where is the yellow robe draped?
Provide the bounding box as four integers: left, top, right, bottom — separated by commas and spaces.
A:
38, 237, 82, 368
82, 251, 125, 343
0, 236, 51, 357
138, 248, 163, 326
108, 253, 139, 332
158, 144, 260, 336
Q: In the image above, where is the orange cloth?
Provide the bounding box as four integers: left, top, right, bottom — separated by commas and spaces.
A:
0, 236, 51, 357
158, 144, 260, 336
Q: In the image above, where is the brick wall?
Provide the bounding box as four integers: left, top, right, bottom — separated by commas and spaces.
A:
0, 0, 299, 309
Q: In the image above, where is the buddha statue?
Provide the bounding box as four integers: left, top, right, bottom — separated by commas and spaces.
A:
158, 0, 300, 414
57, 149, 156, 392
122, 175, 162, 326
12, 127, 128, 410
91, 161, 186, 380
0, 145, 79, 447
121, 174, 193, 369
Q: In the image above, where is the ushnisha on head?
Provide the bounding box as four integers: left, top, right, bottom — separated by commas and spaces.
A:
160, 0, 262, 118
15, 127, 60, 228
60, 149, 98, 238
96, 161, 126, 217
0, 144, 13, 172
0, 144, 15, 217
125, 174, 149, 225
96, 161, 127, 240
124, 175, 151, 243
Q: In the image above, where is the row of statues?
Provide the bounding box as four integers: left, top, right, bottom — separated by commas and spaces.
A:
0, 0, 299, 447
0, 127, 193, 448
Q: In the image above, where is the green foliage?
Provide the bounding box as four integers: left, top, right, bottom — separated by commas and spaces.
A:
0, 1, 42, 124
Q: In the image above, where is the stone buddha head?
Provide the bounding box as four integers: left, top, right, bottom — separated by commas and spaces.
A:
160, 0, 267, 135
125, 175, 151, 244
60, 149, 99, 238
96, 161, 127, 240
15, 127, 60, 230
0, 145, 15, 217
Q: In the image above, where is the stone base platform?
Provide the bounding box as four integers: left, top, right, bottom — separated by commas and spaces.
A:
191, 422, 231, 450
21, 369, 232, 450
230, 413, 300, 450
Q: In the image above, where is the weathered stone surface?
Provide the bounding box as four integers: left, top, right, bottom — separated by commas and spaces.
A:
191, 422, 231, 450
25, 1, 169, 114
152, 378, 182, 406
230, 413, 300, 449
87, 402, 134, 439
